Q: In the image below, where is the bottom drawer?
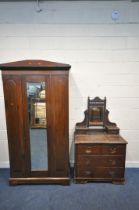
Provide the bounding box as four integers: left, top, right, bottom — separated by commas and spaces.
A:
76, 167, 124, 179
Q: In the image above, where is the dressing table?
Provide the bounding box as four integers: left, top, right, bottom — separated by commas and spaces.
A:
74, 97, 127, 184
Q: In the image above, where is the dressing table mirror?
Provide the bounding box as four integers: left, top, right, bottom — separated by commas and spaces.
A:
87, 97, 106, 127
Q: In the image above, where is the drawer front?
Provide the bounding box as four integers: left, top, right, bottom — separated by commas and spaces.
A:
76, 144, 125, 155
76, 167, 125, 179
76, 155, 125, 168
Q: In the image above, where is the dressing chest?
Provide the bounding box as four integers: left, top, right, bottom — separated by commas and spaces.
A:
74, 97, 127, 184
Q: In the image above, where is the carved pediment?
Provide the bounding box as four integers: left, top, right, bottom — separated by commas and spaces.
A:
0, 59, 71, 70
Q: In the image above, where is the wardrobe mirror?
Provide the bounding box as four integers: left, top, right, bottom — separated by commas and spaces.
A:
26, 82, 48, 171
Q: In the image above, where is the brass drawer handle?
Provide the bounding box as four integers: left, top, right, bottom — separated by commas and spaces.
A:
10, 102, 14, 106
110, 147, 117, 154
108, 170, 115, 177
109, 160, 116, 166
85, 171, 92, 175
85, 160, 91, 165
85, 149, 92, 154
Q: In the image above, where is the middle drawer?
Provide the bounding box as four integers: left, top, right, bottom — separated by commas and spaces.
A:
76, 155, 125, 167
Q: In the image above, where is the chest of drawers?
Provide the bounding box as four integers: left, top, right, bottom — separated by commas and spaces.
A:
75, 134, 127, 184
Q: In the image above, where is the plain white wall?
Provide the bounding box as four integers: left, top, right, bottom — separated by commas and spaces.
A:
0, 0, 139, 167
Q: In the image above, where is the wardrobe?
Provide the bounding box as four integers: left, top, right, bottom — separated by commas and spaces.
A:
0, 59, 71, 185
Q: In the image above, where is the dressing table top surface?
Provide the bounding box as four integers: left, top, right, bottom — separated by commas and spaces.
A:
75, 133, 127, 144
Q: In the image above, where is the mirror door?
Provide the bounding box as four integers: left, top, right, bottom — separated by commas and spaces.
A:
24, 76, 49, 175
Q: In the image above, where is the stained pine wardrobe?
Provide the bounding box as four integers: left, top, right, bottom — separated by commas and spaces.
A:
0, 60, 71, 185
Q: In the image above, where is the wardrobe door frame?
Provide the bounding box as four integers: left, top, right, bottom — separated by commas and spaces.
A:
2, 75, 26, 178
22, 74, 50, 177
47, 74, 69, 177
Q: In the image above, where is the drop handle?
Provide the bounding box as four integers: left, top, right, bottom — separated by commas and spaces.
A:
110, 147, 117, 154
85, 149, 92, 154
85, 160, 91, 165
108, 171, 115, 177
109, 160, 116, 166
85, 171, 92, 175
10, 102, 14, 106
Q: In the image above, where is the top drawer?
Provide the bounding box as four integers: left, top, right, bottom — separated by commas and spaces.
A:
76, 144, 126, 155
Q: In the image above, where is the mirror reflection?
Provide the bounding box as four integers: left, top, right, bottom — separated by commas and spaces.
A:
89, 106, 104, 126
27, 82, 48, 171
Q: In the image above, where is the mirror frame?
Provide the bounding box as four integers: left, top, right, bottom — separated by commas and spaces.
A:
87, 97, 106, 127
22, 75, 49, 177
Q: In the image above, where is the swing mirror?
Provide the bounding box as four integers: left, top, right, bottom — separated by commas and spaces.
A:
88, 97, 106, 127
88, 106, 104, 126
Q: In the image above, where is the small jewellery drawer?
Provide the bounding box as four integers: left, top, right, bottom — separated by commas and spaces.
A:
76, 167, 125, 178
76, 155, 125, 167
76, 145, 100, 155
76, 144, 125, 155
